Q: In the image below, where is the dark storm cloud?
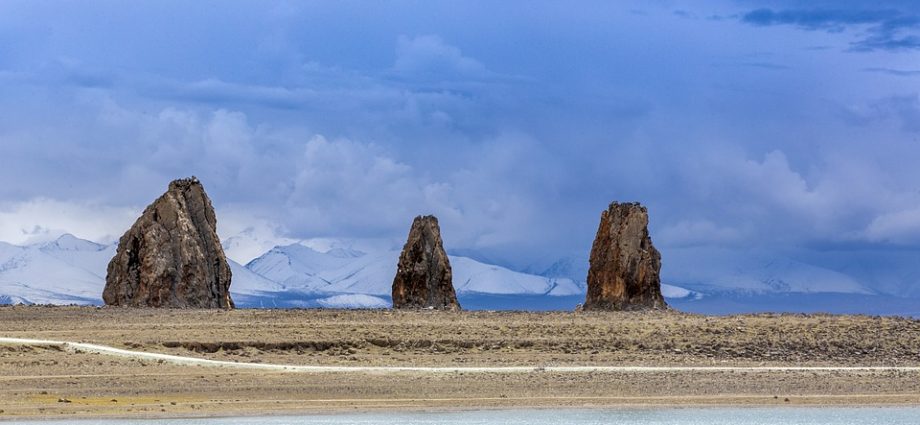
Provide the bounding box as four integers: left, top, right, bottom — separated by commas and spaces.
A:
741, 6, 920, 51
1, 0, 920, 294
863, 68, 920, 77
741, 8, 900, 30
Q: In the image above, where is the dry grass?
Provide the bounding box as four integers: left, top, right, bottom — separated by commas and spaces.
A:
1, 306, 920, 419
1, 306, 918, 366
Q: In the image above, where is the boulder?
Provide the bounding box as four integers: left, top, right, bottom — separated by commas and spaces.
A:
103, 177, 233, 308
391, 215, 460, 310
583, 202, 667, 311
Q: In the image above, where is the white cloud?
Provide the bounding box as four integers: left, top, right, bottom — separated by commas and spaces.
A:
864, 207, 920, 244
285, 135, 445, 235
657, 219, 747, 248
0, 199, 139, 245
2, 1, 920, 280
394, 35, 487, 78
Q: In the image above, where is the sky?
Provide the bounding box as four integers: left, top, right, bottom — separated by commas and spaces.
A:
1, 0, 920, 293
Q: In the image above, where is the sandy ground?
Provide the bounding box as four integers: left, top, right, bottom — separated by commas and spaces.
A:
1, 306, 919, 419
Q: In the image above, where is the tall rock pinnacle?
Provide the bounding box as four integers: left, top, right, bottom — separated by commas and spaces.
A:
583, 202, 667, 311
391, 215, 460, 310
103, 177, 234, 308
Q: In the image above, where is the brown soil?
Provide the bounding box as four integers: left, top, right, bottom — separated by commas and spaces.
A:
1, 306, 919, 419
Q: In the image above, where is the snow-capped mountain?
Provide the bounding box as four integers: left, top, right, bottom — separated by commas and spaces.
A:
227, 260, 284, 294
240, 242, 585, 308
245, 243, 361, 292
0, 235, 111, 305
39, 234, 115, 278
0, 233, 916, 315
0, 234, 590, 309
660, 247, 873, 295
525, 254, 589, 285
516, 247, 920, 315
0, 234, 287, 306
220, 226, 297, 265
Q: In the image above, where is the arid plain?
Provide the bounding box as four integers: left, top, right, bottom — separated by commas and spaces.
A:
1, 306, 920, 419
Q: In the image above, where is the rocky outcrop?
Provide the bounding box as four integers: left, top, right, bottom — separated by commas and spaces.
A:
583, 202, 667, 311
391, 215, 460, 310
103, 177, 233, 308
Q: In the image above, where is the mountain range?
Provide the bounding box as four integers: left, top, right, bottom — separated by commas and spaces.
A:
0, 233, 917, 316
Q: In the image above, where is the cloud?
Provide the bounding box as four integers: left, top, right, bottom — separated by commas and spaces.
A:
150, 78, 314, 110
855, 31, 920, 52
864, 207, 920, 244
656, 219, 747, 248
670, 150, 827, 242
882, 95, 920, 132
0, 199, 139, 245
217, 214, 297, 264
651, 141, 920, 252
278, 132, 567, 257
711, 61, 791, 70
284, 135, 434, 236
3, 0, 920, 295
741, 9, 900, 31
839, 94, 920, 133
393, 35, 487, 79
0, 81, 574, 259
740, 7, 920, 51
863, 67, 920, 76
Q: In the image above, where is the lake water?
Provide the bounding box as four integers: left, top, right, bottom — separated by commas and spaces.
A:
8, 408, 920, 424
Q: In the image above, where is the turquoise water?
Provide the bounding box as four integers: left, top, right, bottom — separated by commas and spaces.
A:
7, 408, 920, 424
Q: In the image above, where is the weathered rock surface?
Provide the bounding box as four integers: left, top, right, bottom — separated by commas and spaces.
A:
583, 202, 667, 311
391, 215, 460, 310
103, 177, 233, 308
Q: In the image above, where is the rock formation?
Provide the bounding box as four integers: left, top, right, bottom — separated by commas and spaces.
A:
583, 202, 667, 311
391, 215, 460, 310
103, 177, 234, 308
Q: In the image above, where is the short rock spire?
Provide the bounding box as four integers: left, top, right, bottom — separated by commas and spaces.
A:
391, 215, 460, 310
583, 202, 667, 311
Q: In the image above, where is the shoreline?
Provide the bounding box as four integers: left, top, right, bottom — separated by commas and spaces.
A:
4, 398, 920, 422
0, 395, 920, 423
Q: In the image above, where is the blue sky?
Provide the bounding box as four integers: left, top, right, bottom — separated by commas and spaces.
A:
1, 1, 919, 291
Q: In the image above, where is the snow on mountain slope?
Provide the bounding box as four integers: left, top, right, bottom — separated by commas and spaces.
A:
221, 227, 297, 265
0, 235, 292, 306
545, 278, 586, 296
4, 232, 909, 313
0, 233, 585, 307
661, 283, 701, 299
39, 234, 114, 279
0, 235, 287, 306
244, 243, 359, 292
451, 256, 579, 296
660, 247, 872, 295
526, 255, 589, 284
40, 233, 106, 252
530, 248, 874, 297
228, 260, 284, 295
797, 249, 920, 298
250, 244, 583, 298
299, 237, 399, 256
521, 255, 591, 296
0, 241, 21, 260
0, 294, 30, 305
0, 235, 110, 305
0, 282, 99, 305
319, 251, 399, 296
316, 294, 389, 309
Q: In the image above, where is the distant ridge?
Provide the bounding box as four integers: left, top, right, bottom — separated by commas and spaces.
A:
0, 233, 917, 316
